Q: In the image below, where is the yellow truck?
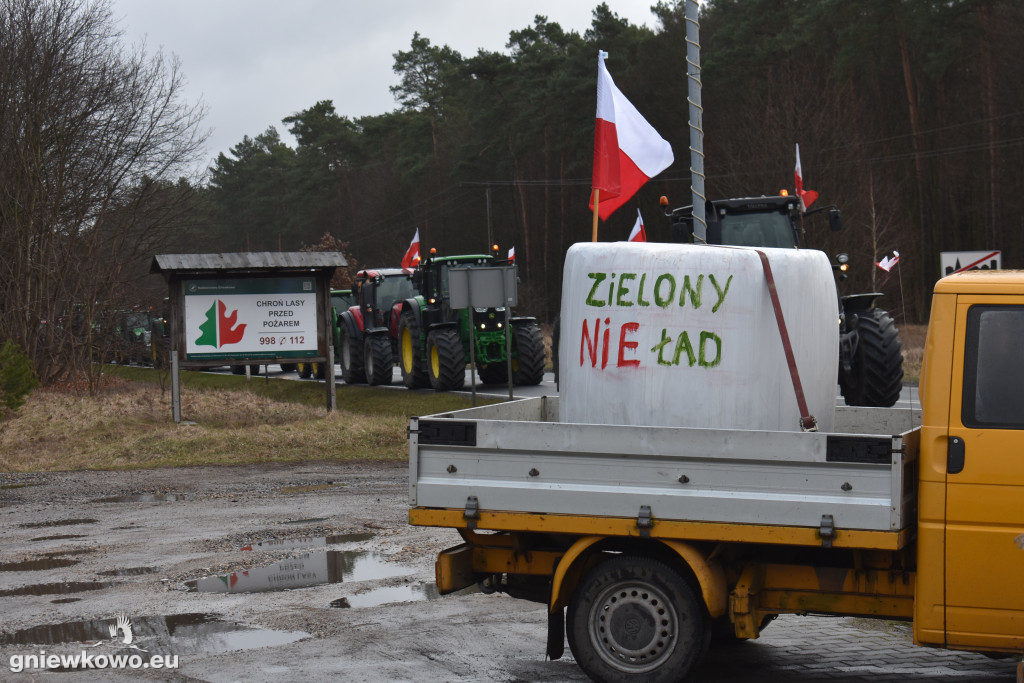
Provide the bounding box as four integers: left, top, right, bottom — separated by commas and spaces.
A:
408, 269, 1024, 682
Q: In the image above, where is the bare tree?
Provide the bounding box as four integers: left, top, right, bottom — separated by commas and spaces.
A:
0, 0, 207, 386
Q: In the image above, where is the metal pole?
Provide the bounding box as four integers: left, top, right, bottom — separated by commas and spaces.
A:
686, 0, 707, 242
486, 187, 494, 251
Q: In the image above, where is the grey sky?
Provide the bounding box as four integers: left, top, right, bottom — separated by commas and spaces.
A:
110, 1, 661, 172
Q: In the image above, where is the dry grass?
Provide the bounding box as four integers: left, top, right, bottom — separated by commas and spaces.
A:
0, 373, 473, 473
900, 324, 927, 382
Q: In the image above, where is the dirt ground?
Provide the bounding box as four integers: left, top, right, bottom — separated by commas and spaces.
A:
0, 463, 1017, 682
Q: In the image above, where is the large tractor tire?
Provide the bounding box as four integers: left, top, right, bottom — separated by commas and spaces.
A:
364, 333, 393, 386
839, 307, 904, 407
398, 310, 429, 389
339, 324, 366, 384
426, 328, 466, 391
511, 322, 545, 386
567, 555, 707, 683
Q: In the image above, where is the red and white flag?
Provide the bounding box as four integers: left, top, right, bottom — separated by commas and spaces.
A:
507, 246, 515, 262
590, 51, 674, 221
794, 143, 819, 212
876, 250, 900, 272
628, 210, 647, 242
401, 229, 421, 271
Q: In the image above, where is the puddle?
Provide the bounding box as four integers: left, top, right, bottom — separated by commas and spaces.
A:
0, 613, 307, 656
42, 548, 95, 557
19, 519, 97, 529
277, 483, 346, 494
98, 566, 162, 577
91, 493, 190, 503
279, 517, 328, 525
0, 558, 80, 572
329, 582, 479, 609
190, 550, 412, 594
29, 534, 88, 542
240, 533, 374, 551
0, 581, 114, 597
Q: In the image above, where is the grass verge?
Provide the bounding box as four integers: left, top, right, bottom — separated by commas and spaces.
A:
0, 366, 490, 473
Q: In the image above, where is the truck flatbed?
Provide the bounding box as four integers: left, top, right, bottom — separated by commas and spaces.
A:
409, 397, 920, 550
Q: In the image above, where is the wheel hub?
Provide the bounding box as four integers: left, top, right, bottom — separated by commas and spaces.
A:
590, 584, 676, 673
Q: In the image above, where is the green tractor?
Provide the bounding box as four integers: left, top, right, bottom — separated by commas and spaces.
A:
396, 251, 546, 391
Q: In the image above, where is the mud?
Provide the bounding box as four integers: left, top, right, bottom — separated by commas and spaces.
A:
0, 462, 1016, 682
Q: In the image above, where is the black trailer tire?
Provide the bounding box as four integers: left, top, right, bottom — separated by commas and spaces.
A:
512, 322, 545, 386
297, 362, 312, 379
231, 365, 245, 375
339, 323, 366, 384
839, 308, 903, 407
427, 328, 465, 391
567, 555, 706, 683
280, 363, 298, 373
314, 362, 325, 380
398, 310, 429, 389
364, 333, 393, 386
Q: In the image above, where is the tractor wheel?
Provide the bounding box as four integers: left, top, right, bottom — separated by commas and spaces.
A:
297, 362, 312, 379
511, 322, 545, 386
280, 363, 298, 373
567, 555, 707, 683
231, 365, 245, 375
427, 328, 465, 391
839, 307, 903, 407
398, 310, 429, 389
364, 333, 393, 386
314, 362, 325, 380
478, 362, 507, 385
339, 324, 366, 384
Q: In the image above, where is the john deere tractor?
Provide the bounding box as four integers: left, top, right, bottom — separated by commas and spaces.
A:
335, 269, 416, 385
396, 251, 545, 392
664, 193, 904, 408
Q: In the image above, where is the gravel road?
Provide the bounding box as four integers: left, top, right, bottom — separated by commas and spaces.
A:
0, 464, 1016, 682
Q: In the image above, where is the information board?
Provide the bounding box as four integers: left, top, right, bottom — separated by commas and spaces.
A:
183, 277, 318, 360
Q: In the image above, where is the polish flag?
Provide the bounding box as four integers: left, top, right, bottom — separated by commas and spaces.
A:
628, 210, 647, 242
508, 246, 515, 262
876, 251, 900, 272
401, 229, 420, 271
794, 143, 819, 211
590, 51, 674, 221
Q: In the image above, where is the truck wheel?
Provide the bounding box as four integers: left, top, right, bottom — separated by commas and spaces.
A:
297, 362, 312, 379
839, 308, 903, 407
364, 333, 393, 386
314, 362, 325, 380
567, 555, 706, 683
280, 363, 298, 373
231, 365, 245, 375
398, 310, 429, 389
427, 328, 465, 391
339, 324, 366, 384
511, 322, 545, 386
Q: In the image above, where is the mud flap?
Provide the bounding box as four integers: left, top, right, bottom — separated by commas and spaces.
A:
546, 607, 565, 661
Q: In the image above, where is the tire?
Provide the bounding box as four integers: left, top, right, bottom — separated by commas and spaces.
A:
511, 322, 545, 386
839, 307, 903, 407
478, 362, 507, 385
427, 328, 465, 391
364, 333, 393, 386
398, 310, 429, 389
567, 556, 707, 683
280, 363, 297, 373
314, 362, 325, 380
231, 365, 245, 375
297, 362, 312, 379
339, 323, 366, 384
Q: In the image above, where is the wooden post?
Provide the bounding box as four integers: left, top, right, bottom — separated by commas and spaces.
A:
591, 188, 600, 242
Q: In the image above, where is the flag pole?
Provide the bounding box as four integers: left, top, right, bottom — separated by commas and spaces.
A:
591, 188, 600, 242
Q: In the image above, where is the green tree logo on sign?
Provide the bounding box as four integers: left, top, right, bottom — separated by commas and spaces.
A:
195, 301, 247, 348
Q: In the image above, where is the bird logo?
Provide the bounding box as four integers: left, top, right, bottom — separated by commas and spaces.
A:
90, 614, 147, 651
